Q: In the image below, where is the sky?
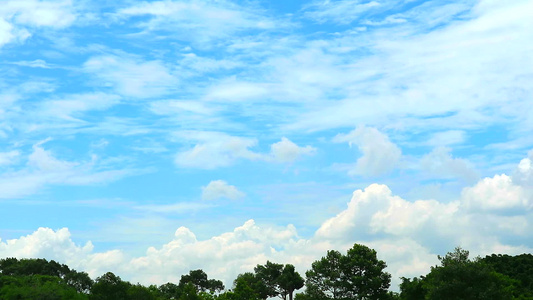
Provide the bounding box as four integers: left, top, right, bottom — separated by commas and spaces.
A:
0, 0, 532, 290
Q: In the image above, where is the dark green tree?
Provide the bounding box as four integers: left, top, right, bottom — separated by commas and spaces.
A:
0, 274, 87, 299
65, 271, 94, 294
278, 264, 304, 300
398, 277, 426, 300
127, 283, 157, 300
254, 261, 304, 300
482, 253, 533, 299
160, 282, 181, 299
179, 269, 225, 294
424, 247, 517, 300
90, 271, 130, 300
303, 243, 391, 300
255, 261, 284, 298
233, 272, 266, 300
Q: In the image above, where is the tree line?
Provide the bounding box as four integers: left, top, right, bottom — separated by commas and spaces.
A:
0, 244, 531, 299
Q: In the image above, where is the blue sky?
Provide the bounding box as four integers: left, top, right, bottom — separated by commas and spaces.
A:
0, 0, 532, 289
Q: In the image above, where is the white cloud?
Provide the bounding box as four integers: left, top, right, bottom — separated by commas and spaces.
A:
135, 202, 215, 214
303, 0, 382, 24
202, 180, 245, 201
174, 131, 261, 169
0, 150, 19, 166
427, 130, 466, 147
461, 174, 532, 213
40, 93, 121, 122
83, 55, 177, 98
269, 137, 316, 163
513, 149, 533, 186
0, 0, 76, 28
333, 126, 401, 176
420, 147, 479, 183
116, 0, 278, 46
0, 0, 76, 47
0, 140, 136, 198
285, 0, 533, 135
150, 100, 216, 116
12, 59, 53, 68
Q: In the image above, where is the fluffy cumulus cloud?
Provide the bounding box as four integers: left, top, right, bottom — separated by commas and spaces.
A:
461, 174, 532, 213
202, 180, 245, 201
269, 137, 316, 163
333, 126, 402, 176
513, 149, 533, 186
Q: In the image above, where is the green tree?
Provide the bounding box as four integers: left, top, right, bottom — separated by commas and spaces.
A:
254, 261, 304, 300
90, 271, 130, 300
160, 282, 181, 299
180, 269, 225, 294
278, 264, 304, 300
398, 277, 426, 300
127, 283, 157, 300
424, 247, 517, 300
65, 271, 94, 294
0, 274, 87, 299
233, 272, 265, 300
482, 253, 533, 299
303, 243, 391, 300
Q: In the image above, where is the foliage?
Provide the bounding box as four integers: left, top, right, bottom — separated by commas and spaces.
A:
424, 247, 517, 300
302, 243, 391, 300
2, 248, 531, 300
90, 271, 130, 300
482, 253, 533, 299
0, 274, 87, 299
180, 269, 225, 294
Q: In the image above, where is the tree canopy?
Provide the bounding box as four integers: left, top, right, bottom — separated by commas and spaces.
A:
1, 246, 532, 299
301, 243, 391, 300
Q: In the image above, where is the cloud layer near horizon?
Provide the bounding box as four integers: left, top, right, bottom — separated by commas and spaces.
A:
2, 152, 531, 289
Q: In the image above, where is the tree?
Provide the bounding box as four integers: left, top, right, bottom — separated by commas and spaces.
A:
255, 261, 284, 299
65, 271, 94, 294
303, 243, 391, 300
278, 264, 304, 300
398, 277, 426, 300
253, 261, 304, 300
233, 272, 267, 300
159, 282, 180, 299
482, 253, 533, 299
180, 269, 225, 294
90, 272, 130, 300
0, 274, 87, 300
423, 247, 517, 300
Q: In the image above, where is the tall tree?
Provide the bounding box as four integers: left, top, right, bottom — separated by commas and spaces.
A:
278, 264, 304, 300
254, 261, 304, 300
303, 243, 391, 300
254, 261, 284, 299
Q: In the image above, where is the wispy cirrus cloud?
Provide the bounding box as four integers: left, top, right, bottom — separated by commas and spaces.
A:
116, 0, 283, 47
0, 140, 139, 199
83, 55, 178, 98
